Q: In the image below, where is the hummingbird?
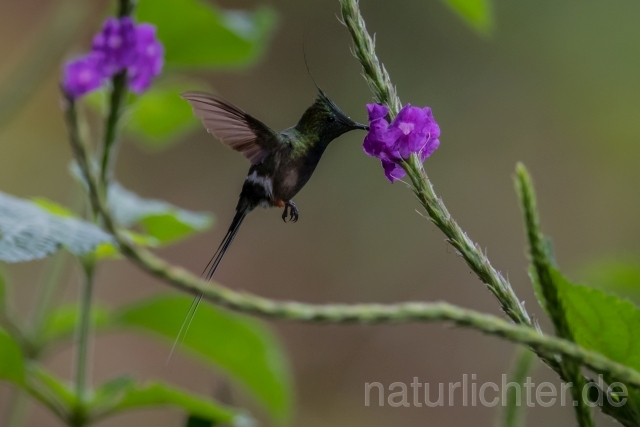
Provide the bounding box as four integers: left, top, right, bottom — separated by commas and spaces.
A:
168, 87, 368, 358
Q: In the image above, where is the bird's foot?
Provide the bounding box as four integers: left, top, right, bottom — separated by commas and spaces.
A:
282, 200, 299, 223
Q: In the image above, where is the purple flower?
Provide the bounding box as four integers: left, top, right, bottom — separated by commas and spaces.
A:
127, 24, 164, 94
62, 53, 107, 98
91, 17, 137, 76
62, 17, 164, 99
362, 103, 440, 182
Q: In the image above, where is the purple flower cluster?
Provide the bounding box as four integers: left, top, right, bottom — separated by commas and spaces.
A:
62, 17, 164, 99
363, 103, 440, 182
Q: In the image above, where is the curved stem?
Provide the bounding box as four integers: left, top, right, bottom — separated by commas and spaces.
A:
75, 237, 640, 389
74, 259, 95, 409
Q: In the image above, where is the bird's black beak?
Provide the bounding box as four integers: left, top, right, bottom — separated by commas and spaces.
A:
352, 122, 369, 131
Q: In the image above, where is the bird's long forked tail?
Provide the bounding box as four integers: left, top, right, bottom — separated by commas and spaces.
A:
166, 208, 248, 364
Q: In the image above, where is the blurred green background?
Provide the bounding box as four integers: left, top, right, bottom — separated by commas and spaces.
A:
1, 0, 640, 426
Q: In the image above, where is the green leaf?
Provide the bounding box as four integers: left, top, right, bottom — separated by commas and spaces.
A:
554, 267, 640, 372
0, 191, 114, 263
0, 327, 25, 385
114, 295, 291, 422
137, 0, 277, 68
126, 80, 206, 148
41, 304, 111, 344
108, 182, 213, 244
439, 0, 494, 35
91, 379, 242, 425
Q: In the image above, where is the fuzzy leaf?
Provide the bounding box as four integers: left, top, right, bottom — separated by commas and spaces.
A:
108, 183, 213, 244
0, 191, 114, 263
137, 0, 277, 69
114, 295, 292, 422
0, 327, 25, 385
440, 0, 494, 35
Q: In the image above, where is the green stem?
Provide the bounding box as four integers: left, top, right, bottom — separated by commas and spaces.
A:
98, 0, 135, 189
515, 164, 594, 427
339, 0, 401, 116
500, 348, 536, 427
98, 71, 128, 190
79, 241, 640, 388
117, 0, 136, 17
63, 95, 104, 219
74, 259, 96, 409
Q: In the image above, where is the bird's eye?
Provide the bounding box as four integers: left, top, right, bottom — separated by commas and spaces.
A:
326, 116, 336, 123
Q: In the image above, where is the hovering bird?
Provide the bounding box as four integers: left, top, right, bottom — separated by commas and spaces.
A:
168, 88, 368, 357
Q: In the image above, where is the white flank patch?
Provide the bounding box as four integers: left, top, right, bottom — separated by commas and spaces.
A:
246, 171, 273, 197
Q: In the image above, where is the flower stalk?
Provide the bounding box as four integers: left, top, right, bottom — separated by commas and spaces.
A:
99, 70, 128, 189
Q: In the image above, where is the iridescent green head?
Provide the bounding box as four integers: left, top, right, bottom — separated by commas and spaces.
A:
295, 89, 368, 143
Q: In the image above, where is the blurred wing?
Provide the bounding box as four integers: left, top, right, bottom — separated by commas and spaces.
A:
181, 91, 279, 165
